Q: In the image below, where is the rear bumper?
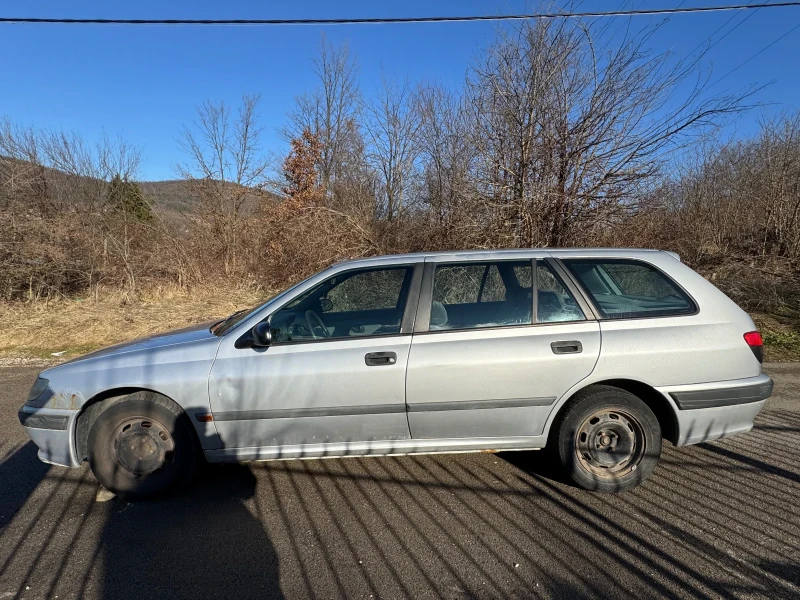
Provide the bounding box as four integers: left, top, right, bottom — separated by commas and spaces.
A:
668, 377, 773, 410
657, 374, 773, 446
18, 406, 80, 467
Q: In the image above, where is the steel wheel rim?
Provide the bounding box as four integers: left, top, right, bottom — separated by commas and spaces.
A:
574, 408, 645, 477
112, 416, 175, 477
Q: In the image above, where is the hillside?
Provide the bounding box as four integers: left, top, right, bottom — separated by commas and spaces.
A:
1, 156, 280, 221
140, 180, 200, 214
141, 179, 280, 218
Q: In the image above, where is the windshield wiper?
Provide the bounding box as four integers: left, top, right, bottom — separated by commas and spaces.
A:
210, 309, 246, 334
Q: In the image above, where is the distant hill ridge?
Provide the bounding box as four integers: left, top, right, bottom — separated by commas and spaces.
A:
1, 156, 279, 217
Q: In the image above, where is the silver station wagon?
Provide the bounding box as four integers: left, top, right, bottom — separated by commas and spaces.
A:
19, 249, 773, 497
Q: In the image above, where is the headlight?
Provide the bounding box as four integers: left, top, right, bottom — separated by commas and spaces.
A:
26, 377, 51, 405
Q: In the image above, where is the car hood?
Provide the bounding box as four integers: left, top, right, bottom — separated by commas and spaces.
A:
56, 321, 219, 367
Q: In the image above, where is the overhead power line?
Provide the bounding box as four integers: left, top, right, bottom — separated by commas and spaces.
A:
711, 20, 800, 85
686, 0, 764, 57
2, 2, 800, 26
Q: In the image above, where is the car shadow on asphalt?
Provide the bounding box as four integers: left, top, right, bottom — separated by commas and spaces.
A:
497, 447, 564, 485
98, 463, 284, 600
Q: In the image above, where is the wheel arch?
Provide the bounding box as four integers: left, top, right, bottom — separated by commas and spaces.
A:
547, 379, 679, 446
74, 387, 182, 464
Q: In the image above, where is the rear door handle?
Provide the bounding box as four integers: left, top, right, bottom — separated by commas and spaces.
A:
365, 351, 397, 366
551, 340, 583, 354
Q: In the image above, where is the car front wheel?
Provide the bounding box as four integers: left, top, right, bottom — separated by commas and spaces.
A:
553, 386, 662, 492
87, 392, 199, 498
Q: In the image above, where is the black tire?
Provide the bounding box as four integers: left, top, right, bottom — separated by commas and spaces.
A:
552, 386, 662, 493
87, 391, 199, 499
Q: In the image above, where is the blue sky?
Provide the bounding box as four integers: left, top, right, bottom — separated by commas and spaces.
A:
2, 1, 800, 180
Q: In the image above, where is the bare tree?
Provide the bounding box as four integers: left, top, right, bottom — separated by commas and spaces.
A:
0, 119, 50, 213
416, 84, 477, 244
662, 113, 800, 263
464, 16, 752, 247
362, 75, 421, 221
177, 95, 270, 274
287, 36, 361, 199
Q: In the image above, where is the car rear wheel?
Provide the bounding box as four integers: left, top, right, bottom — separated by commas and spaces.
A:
87, 392, 199, 499
553, 386, 662, 492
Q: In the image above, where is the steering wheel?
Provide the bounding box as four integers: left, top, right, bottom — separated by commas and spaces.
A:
305, 310, 330, 339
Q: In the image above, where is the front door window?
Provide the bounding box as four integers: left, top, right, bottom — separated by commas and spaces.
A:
269, 266, 413, 342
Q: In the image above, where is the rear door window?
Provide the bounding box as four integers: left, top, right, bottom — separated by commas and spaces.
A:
536, 262, 585, 323
429, 261, 532, 331
563, 259, 696, 319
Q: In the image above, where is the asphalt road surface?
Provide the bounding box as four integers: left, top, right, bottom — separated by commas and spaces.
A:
1, 365, 798, 600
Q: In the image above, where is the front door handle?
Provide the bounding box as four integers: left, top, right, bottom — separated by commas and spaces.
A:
365, 351, 397, 366
551, 340, 583, 354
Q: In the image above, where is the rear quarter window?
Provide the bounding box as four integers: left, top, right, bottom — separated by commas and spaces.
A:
563, 259, 696, 319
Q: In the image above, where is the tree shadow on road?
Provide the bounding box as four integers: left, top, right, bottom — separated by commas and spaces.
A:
759, 560, 800, 589
0, 441, 50, 530
99, 464, 284, 600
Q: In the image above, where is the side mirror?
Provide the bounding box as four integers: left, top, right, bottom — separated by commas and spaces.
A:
319, 297, 333, 312
252, 321, 273, 347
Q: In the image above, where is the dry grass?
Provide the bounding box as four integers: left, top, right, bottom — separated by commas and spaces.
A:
753, 312, 800, 363
0, 284, 270, 362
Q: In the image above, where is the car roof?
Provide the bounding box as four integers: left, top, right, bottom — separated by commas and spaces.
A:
333, 248, 678, 268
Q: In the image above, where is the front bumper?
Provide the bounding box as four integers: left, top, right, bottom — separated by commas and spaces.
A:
18, 406, 80, 467
657, 374, 774, 446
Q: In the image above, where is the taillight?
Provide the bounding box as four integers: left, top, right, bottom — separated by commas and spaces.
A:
744, 331, 764, 363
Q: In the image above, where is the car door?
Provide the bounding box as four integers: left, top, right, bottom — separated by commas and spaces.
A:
208, 263, 422, 450
406, 257, 601, 439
